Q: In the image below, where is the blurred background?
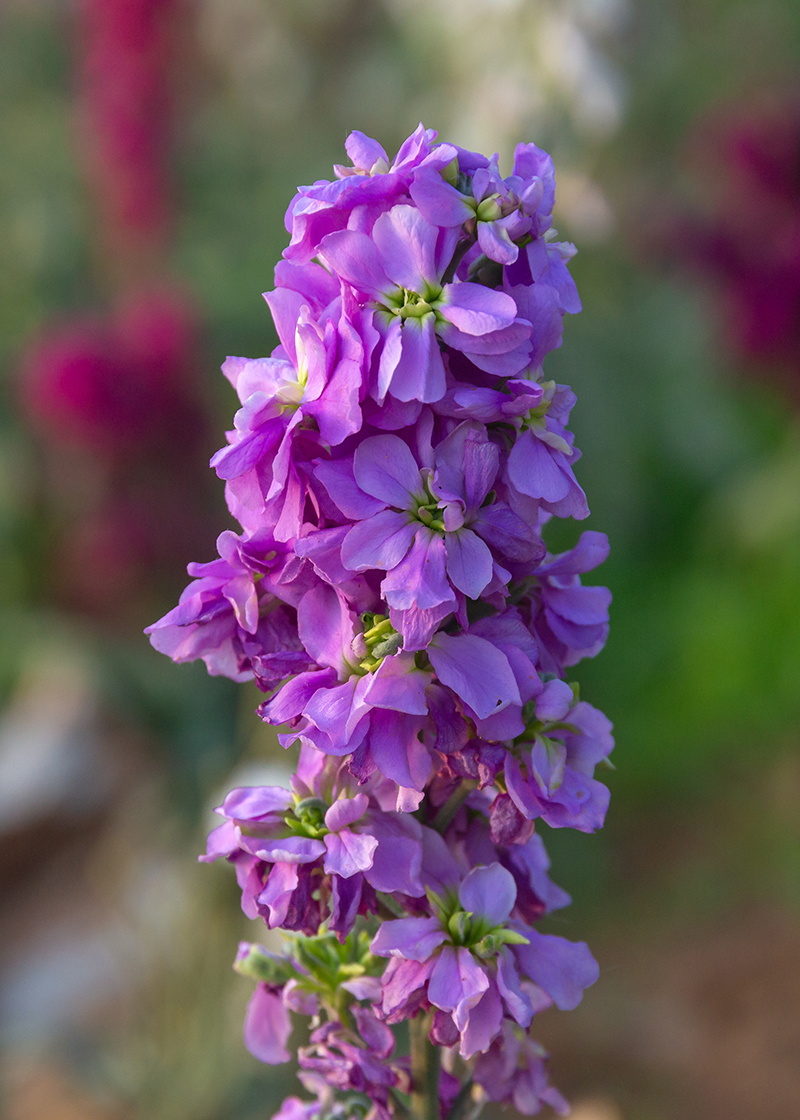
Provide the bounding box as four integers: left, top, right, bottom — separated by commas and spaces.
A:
1, 1, 799, 1118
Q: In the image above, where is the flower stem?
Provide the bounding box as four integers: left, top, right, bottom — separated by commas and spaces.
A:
409, 1013, 440, 1120
432, 781, 478, 834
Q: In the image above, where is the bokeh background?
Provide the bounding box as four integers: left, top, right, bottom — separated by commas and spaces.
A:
2, 1, 800, 1118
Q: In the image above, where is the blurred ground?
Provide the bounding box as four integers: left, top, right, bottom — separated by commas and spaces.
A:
2, 1, 800, 1118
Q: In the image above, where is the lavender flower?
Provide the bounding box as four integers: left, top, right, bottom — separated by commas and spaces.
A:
148, 126, 612, 1119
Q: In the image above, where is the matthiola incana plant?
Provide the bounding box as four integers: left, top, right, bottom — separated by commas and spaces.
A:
148, 124, 613, 1120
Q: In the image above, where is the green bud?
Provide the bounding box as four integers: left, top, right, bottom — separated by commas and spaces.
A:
371, 631, 403, 659
476, 195, 502, 222
234, 943, 294, 985
447, 910, 472, 944
442, 158, 459, 186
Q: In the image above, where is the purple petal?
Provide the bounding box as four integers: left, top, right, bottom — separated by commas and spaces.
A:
507, 430, 570, 502
371, 916, 448, 961
303, 678, 367, 754
330, 873, 362, 937
457, 864, 517, 926
353, 434, 423, 507
362, 652, 429, 715
458, 978, 504, 1059
258, 669, 338, 725
420, 826, 462, 894
445, 529, 493, 599
368, 708, 431, 791
439, 283, 517, 336
323, 828, 378, 877
389, 600, 454, 652
429, 946, 489, 1028
319, 229, 392, 299
504, 753, 540, 819
243, 984, 291, 1064
372, 204, 439, 292
437, 317, 531, 356
211, 427, 280, 481
409, 171, 473, 227
311, 354, 362, 446
477, 219, 518, 265
220, 786, 294, 822
537, 531, 610, 578
297, 584, 352, 674
389, 315, 447, 403
496, 948, 533, 1028
324, 792, 369, 832
313, 459, 386, 520
365, 833, 424, 895
428, 632, 520, 719
264, 287, 308, 363
200, 820, 239, 862
257, 862, 298, 927
535, 679, 574, 722
382, 530, 454, 611
512, 930, 599, 1010
252, 835, 326, 863
344, 130, 389, 171
341, 511, 417, 572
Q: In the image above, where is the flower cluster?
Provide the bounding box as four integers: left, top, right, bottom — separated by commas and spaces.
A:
148, 126, 613, 1118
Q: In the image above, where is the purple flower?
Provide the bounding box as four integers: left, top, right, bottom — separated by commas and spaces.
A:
284, 124, 457, 263
320, 204, 531, 401
145, 530, 310, 682
371, 863, 597, 1058
211, 292, 363, 540
258, 583, 527, 799
201, 747, 426, 935
473, 1024, 569, 1116
410, 146, 554, 267
525, 530, 612, 674
318, 426, 538, 648
503, 682, 615, 832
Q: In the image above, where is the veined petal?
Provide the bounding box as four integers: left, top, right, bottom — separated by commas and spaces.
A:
363, 652, 429, 715
445, 529, 493, 599
341, 510, 417, 572
373, 204, 439, 293
512, 930, 599, 1010
220, 786, 294, 822
429, 632, 521, 719
353, 434, 424, 506
439, 283, 517, 336
371, 916, 448, 961
389, 315, 447, 404
319, 229, 393, 299
323, 828, 378, 878
457, 864, 517, 927
244, 985, 291, 1064
324, 791, 369, 831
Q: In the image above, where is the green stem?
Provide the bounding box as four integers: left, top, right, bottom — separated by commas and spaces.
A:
441, 236, 474, 285
432, 781, 478, 834
409, 1013, 440, 1120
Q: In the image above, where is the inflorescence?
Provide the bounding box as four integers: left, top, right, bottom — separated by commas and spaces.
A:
147, 125, 613, 1120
